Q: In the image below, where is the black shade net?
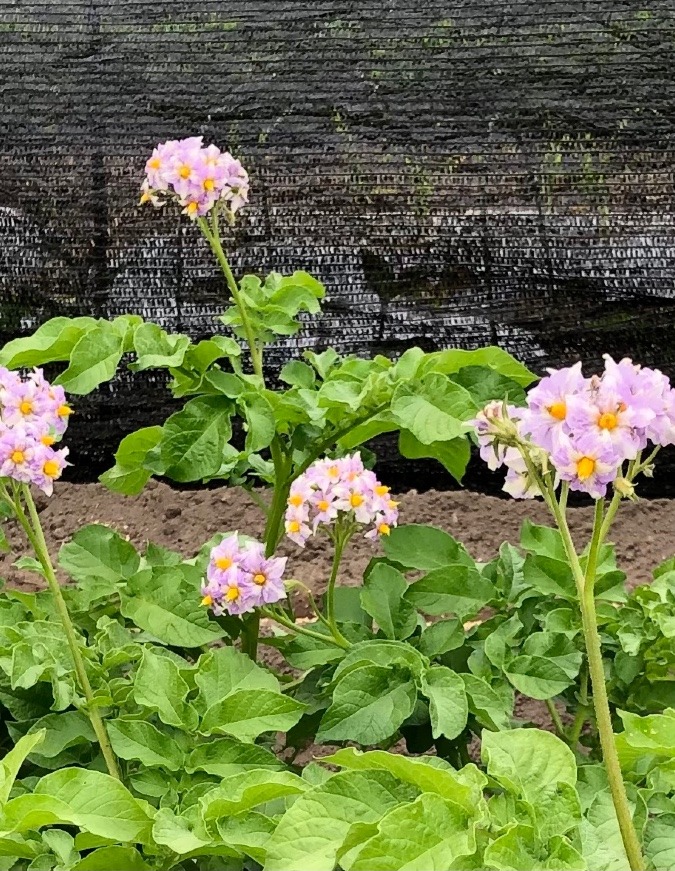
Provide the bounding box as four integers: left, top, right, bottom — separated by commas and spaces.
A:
1, 1, 675, 494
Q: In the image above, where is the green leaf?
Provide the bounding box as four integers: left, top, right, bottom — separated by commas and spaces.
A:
99, 427, 163, 496
520, 521, 568, 562
107, 719, 184, 770
26, 713, 95, 761
2, 770, 153, 843
129, 323, 190, 371
279, 361, 316, 389
151, 807, 212, 855
54, 325, 125, 394
0, 316, 98, 369
450, 365, 528, 406
59, 525, 139, 587
0, 730, 46, 803
580, 790, 631, 871
383, 524, 475, 571
186, 737, 284, 778
398, 431, 471, 483
347, 792, 476, 871
153, 396, 233, 482
71, 846, 152, 870
121, 565, 225, 647
485, 825, 585, 871
242, 392, 276, 452
505, 633, 582, 700
199, 769, 307, 821
265, 770, 412, 871
332, 640, 426, 682
421, 666, 468, 740
405, 565, 494, 619
133, 649, 198, 731
617, 709, 675, 761
390, 378, 474, 444
317, 664, 417, 744
195, 646, 279, 712
644, 813, 675, 871
419, 347, 536, 386
323, 748, 483, 812
417, 618, 465, 657
360, 564, 417, 640
462, 674, 514, 731
482, 729, 577, 802
200, 689, 306, 742
522, 553, 577, 600
217, 812, 276, 865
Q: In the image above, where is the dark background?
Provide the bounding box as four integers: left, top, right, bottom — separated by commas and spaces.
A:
1, 2, 674, 493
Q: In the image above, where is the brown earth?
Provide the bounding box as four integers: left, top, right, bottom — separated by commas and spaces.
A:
2, 480, 671, 594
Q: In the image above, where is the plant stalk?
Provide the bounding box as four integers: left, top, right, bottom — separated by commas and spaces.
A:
325, 533, 350, 648
17, 486, 122, 781
261, 607, 349, 650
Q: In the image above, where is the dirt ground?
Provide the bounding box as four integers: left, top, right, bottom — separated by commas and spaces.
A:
3, 480, 671, 594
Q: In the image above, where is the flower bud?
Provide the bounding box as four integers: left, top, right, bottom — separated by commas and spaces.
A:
614, 476, 637, 500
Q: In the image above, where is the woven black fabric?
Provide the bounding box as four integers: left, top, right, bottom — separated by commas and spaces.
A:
1, 2, 675, 492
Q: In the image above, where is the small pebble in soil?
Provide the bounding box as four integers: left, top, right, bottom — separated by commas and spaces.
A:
164, 507, 182, 520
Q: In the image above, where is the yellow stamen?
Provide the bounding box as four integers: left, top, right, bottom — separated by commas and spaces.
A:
375, 485, 389, 496
388, 499, 399, 509
288, 494, 303, 507
598, 412, 618, 431
43, 459, 60, 478
178, 164, 192, 179
139, 192, 151, 205
148, 157, 161, 170
576, 456, 596, 480
548, 401, 567, 421
287, 520, 301, 533
350, 493, 364, 508
328, 465, 339, 478
11, 450, 24, 464
19, 400, 33, 415
203, 178, 215, 192
317, 499, 330, 512
253, 573, 267, 586
201, 594, 213, 606
225, 586, 240, 601
57, 405, 72, 418
186, 202, 199, 215
215, 556, 233, 571
378, 523, 391, 536
41, 435, 55, 447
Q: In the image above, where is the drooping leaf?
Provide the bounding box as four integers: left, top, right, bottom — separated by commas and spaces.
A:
360, 564, 417, 640
186, 737, 285, 778
383, 524, 475, 572
0, 317, 98, 369
462, 674, 514, 731
194, 646, 279, 713
317, 664, 417, 744
59, 525, 139, 588
421, 666, 468, 740
71, 846, 153, 870
99, 427, 163, 496
199, 769, 307, 821
398, 431, 471, 483
129, 323, 190, 371
132, 649, 198, 731
54, 325, 126, 394
405, 565, 494, 619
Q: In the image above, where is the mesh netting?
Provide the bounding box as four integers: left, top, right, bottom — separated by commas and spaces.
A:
2, 2, 675, 492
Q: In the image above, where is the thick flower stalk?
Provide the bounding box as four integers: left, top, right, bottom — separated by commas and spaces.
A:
474, 355, 675, 871
0, 368, 120, 781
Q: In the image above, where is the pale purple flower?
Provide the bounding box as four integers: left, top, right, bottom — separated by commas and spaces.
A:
206, 534, 242, 585
286, 452, 399, 544
472, 400, 522, 470
0, 428, 38, 484
567, 384, 651, 461
240, 544, 287, 606
522, 362, 587, 451
502, 448, 542, 500
550, 433, 620, 499
30, 445, 69, 497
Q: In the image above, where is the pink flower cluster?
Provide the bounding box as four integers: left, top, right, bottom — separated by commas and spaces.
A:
202, 534, 287, 616
0, 368, 70, 496
284, 453, 399, 546
140, 137, 249, 220
475, 356, 675, 500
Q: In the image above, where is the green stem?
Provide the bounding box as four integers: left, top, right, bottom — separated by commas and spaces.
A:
545, 699, 568, 743
580, 585, 645, 870
200, 214, 264, 382
551, 491, 645, 871
16, 487, 122, 781
260, 607, 349, 649
240, 612, 261, 660
325, 533, 350, 648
